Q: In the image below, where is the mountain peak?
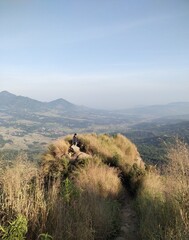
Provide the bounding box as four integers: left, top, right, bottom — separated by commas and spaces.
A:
51, 98, 70, 103
48, 98, 76, 109
0, 91, 16, 97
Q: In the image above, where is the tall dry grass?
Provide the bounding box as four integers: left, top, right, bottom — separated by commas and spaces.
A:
73, 162, 122, 239
0, 155, 60, 239
0, 152, 122, 239
41, 139, 70, 178
0, 133, 148, 239
0, 156, 95, 240
136, 139, 189, 240
45, 159, 123, 240
165, 139, 189, 238
47, 184, 95, 240
74, 162, 123, 199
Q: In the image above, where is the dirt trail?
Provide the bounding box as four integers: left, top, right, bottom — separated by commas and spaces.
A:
115, 190, 140, 240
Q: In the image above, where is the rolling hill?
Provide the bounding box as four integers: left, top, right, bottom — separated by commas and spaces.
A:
0, 91, 189, 155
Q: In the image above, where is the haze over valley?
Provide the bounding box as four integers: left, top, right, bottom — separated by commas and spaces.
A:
0, 90, 189, 165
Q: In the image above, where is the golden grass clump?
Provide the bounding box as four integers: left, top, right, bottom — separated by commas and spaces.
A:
47, 139, 69, 159
140, 171, 164, 198
41, 139, 70, 176
71, 161, 121, 239
113, 133, 139, 162
74, 162, 123, 199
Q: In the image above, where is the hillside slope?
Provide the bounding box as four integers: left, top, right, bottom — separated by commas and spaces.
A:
0, 133, 145, 240
42, 133, 145, 179
41, 133, 145, 239
1, 132, 189, 240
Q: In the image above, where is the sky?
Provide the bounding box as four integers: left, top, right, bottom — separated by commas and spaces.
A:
0, 0, 189, 109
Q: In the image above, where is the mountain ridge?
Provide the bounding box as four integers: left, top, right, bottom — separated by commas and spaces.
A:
1, 91, 189, 129
0, 91, 77, 112
1, 90, 189, 114
0, 91, 189, 156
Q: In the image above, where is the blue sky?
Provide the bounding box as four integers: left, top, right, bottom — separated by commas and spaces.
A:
0, 0, 189, 109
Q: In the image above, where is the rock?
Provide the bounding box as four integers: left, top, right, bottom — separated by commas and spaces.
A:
70, 145, 80, 153
76, 152, 92, 160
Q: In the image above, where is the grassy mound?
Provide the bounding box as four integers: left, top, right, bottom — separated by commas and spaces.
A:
1, 133, 145, 240
2, 133, 188, 239
41, 133, 146, 195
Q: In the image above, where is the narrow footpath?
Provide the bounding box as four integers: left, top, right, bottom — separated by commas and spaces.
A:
115, 190, 140, 240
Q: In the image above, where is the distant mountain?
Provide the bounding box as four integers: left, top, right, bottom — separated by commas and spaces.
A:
1, 91, 189, 124
1, 91, 189, 152
119, 102, 189, 119
47, 98, 80, 111
48, 98, 75, 108
0, 91, 81, 113
0, 91, 44, 112
0, 91, 132, 142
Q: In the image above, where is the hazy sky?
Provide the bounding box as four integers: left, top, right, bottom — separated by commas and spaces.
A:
0, 0, 189, 109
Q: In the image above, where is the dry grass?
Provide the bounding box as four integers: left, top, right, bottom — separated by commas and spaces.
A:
139, 171, 164, 198
165, 139, 189, 238
65, 133, 142, 168
73, 161, 122, 239
41, 139, 70, 177
136, 139, 189, 240
0, 148, 122, 239
74, 162, 123, 199
166, 138, 189, 185
113, 133, 139, 163
46, 139, 70, 159
0, 155, 60, 238
47, 194, 95, 240
0, 156, 38, 218
46, 134, 145, 192
0, 133, 146, 239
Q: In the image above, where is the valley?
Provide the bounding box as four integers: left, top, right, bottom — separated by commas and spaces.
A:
0, 91, 189, 166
